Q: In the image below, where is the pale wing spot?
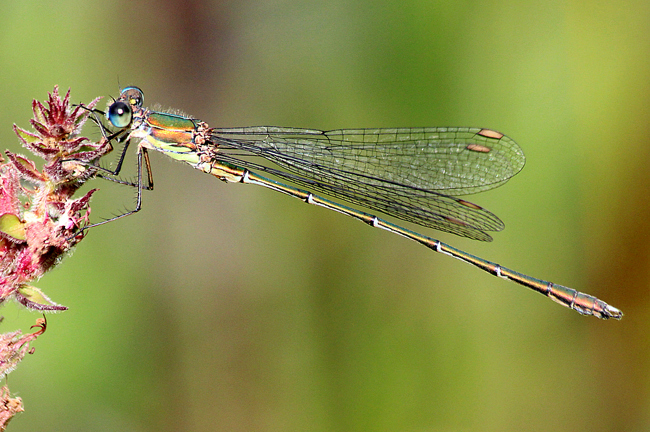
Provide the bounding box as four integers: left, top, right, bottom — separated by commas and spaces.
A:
444, 215, 471, 227
477, 128, 504, 139
466, 143, 491, 153
457, 199, 483, 210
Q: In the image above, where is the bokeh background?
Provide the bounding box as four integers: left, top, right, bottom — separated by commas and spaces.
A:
1, 1, 648, 431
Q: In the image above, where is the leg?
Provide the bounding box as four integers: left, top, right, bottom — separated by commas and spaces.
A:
77, 146, 153, 234
91, 139, 153, 191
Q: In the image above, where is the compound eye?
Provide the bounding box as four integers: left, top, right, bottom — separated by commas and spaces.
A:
121, 86, 144, 107
107, 101, 132, 128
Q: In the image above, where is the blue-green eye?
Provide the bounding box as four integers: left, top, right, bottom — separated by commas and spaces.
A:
121, 86, 144, 107
107, 101, 133, 128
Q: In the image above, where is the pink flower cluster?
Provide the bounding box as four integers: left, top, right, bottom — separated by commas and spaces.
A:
0, 86, 110, 311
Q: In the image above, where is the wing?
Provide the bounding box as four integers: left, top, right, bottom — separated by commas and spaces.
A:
210, 127, 525, 241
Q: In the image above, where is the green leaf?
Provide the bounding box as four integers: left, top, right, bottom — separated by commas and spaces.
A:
16, 285, 67, 311
0, 214, 26, 241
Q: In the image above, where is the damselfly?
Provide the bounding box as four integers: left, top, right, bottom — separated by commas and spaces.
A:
86, 86, 622, 319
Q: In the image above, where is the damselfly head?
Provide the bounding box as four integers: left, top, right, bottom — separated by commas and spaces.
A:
107, 86, 146, 128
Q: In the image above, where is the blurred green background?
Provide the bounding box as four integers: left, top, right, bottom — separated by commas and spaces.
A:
0, 0, 647, 431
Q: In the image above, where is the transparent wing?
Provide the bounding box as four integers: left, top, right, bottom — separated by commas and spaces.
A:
210, 126, 526, 241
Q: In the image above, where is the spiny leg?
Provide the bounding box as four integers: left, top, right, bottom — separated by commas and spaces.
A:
78, 146, 153, 234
